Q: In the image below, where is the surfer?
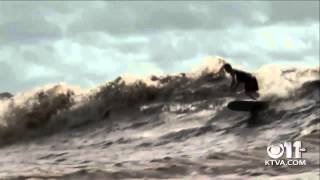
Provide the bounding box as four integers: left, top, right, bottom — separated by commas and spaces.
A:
222, 63, 259, 100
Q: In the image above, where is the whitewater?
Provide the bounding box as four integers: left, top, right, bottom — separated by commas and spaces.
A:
0, 57, 319, 179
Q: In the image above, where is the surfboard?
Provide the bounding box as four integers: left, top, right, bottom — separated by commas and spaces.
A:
227, 100, 268, 112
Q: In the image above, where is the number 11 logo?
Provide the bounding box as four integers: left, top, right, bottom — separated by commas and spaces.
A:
267, 141, 306, 159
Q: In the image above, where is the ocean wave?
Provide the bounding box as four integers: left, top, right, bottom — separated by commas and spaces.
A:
0, 58, 318, 146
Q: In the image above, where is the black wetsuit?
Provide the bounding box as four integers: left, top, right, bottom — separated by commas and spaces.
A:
233, 69, 259, 92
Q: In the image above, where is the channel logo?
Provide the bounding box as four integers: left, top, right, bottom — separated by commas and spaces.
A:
265, 141, 307, 166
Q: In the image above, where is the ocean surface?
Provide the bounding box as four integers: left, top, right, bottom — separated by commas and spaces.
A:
0, 60, 319, 179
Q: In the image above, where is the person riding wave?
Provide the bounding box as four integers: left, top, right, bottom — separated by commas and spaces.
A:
222, 63, 259, 100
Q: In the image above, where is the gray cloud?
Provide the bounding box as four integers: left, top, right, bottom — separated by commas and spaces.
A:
0, 19, 62, 45
68, 1, 265, 36
68, 1, 319, 36
269, 1, 319, 23
0, 61, 17, 92
0, 1, 71, 45
0, 1, 318, 93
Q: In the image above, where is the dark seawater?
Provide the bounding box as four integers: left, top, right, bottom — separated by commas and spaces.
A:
0, 64, 319, 180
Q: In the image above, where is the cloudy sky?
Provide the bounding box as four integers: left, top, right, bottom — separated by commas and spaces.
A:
0, 1, 319, 93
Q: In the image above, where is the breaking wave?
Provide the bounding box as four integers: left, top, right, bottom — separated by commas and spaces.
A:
0, 57, 318, 179
0, 57, 318, 145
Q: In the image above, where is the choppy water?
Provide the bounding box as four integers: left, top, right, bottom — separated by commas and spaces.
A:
0, 62, 319, 179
